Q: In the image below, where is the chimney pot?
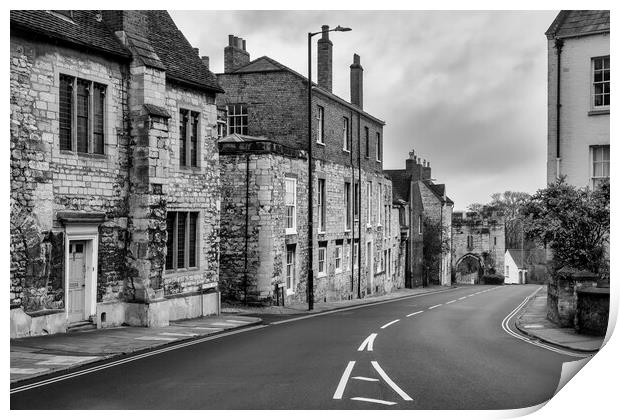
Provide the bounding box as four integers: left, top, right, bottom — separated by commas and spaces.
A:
228, 34, 234, 46
224, 34, 250, 73
321, 25, 330, 39
242, 39, 246, 51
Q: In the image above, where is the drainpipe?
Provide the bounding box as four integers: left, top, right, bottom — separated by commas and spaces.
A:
555, 38, 564, 179
244, 153, 250, 304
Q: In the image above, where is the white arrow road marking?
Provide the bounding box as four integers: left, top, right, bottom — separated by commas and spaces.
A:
352, 376, 380, 382
357, 333, 378, 351
380, 319, 400, 329
333, 361, 356, 399
406, 310, 424, 317
428, 304, 442, 309
371, 361, 413, 401
351, 397, 397, 406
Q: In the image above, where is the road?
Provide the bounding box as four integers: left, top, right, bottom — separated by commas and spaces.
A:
10, 285, 586, 409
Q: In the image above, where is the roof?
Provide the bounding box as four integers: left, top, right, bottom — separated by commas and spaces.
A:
423, 180, 455, 206
10, 10, 130, 59
223, 55, 385, 126
10, 10, 223, 94
546, 10, 610, 39
144, 11, 223, 93
384, 170, 410, 202
506, 249, 527, 269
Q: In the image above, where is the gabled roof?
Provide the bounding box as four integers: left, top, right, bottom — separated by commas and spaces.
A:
384, 169, 410, 202
423, 180, 454, 206
10, 10, 130, 59
546, 10, 610, 40
223, 55, 385, 126
506, 249, 527, 269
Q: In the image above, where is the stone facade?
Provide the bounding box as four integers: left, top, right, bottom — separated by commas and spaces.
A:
216, 33, 403, 304
452, 211, 505, 284
10, 11, 222, 337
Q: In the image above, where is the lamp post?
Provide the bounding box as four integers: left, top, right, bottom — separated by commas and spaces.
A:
307, 25, 351, 311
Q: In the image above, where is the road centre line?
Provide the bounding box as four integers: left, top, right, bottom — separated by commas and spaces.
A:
353, 376, 379, 382
428, 304, 442, 309
406, 310, 424, 317
446, 300, 456, 304
333, 361, 356, 399
380, 319, 400, 329
371, 361, 413, 401
351, 397, 396, 406
458, 297, 467, 300
357, 333, 377, 351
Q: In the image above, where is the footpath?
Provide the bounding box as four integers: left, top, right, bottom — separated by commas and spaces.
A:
515, 285, 604, 353
10, 286, 447, 385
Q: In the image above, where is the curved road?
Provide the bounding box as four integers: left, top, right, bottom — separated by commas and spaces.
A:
11, 285, 587, 409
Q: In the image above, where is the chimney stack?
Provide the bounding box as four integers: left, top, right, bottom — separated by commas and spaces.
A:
406, 149, 417, 173
317, 25, 333, 91
422, 160, 432, 180
201, 56, 210, 71
350, 53, 363, 108
224, 34, 250, 73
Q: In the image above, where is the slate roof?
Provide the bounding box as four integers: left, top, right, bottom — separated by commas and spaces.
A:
423, 180, 455, 206
546, 10, 610, 39
10, 10, 130, 59
10, 10, 223, 93
506, 249, 526, 269
226, 55, 385, 126
384, 170, 411, 203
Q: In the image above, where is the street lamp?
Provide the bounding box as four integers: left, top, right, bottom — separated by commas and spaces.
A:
307, 25, 351, 311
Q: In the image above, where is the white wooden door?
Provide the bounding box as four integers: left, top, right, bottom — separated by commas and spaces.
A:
68, 241, 87, 323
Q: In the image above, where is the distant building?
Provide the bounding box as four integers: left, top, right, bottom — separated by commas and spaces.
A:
386, 150, 453, 287
10, 11, 223, 337
504, 249, 527, 284
546, 10, 610, 188
452, 210, 505, 284
216, 31, 404, 304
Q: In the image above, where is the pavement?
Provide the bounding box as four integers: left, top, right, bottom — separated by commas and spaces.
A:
514, 285, 605, 353
10, 286, 448, 385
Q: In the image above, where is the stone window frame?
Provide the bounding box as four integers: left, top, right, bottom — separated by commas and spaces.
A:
418, 215, 422, 234
226, 103, 248, 135
377, 183, 382, 227
286, 244, 296, 294
318, 178, 326, 233
334, 243, 343, 273
590, 144, 610, 188
165, 210, 201, 273
285, 177, 297, 235
316, 105, 325, 145
177, 102, 203, 170
353, 181, 360, 222
318, 243, 327, 277
353, 240, 359, 269
342, 116, 350, 152
591, 56, 610, 111
55, 68, 112, 158
375, 132, 382, 162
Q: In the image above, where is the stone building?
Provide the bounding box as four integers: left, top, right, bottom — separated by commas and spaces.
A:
10, 10, 222, 337
451, 210, 505, 284
546, 10, 610, 188
216, 30, 404, 305
386, 150, 453, 287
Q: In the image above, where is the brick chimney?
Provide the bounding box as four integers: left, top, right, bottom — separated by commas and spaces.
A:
422, 160, 432, 180
224, 35, 250, 73
350, 54, 363, 108
317, 25, 333, 91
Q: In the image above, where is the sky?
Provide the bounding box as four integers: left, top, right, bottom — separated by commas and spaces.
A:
170, 10, 559, 210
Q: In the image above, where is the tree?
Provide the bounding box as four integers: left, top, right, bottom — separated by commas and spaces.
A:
520, 178, 610, 274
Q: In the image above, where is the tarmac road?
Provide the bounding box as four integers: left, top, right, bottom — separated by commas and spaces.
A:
10, 285, 585, 410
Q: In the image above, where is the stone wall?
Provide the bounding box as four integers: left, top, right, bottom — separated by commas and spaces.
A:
576, 287, 609, 336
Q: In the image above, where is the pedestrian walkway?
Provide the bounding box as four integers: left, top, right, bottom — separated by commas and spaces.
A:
515, 286, 604, 352
10, 315, 261, 384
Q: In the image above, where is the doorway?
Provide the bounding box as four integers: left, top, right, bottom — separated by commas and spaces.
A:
68, 241, 87, 323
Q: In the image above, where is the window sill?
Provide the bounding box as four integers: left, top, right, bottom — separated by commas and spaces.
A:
588, 109, 610, 116
164, 267, 201, 276
178, 166, 202, 172
342, 149, 351, 153
317, 272, 327, 278
366, 224, 372, 229
286, 289, 295, 296
285, 230, 297, 236
316, 141, 326, 146
60, 150, 107, 159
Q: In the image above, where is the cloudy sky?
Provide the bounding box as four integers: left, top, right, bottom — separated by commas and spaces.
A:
170, 10, 558, 209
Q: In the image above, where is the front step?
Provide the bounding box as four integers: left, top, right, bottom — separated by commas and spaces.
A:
67, 320, 97, 333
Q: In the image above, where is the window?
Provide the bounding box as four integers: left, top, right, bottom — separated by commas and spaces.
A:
285, 177, 297, 234
354, 182, 360, 221
592, 145, 610, 186
286, 245, 296, 292
353, 241, 359, 269
506, 265, 509, 277
376, 132, 382, 161
418, 215, 422, 234
227, 104, 247, 135
166, 211, 199, 271
318, 244, 327, 275
494, 237, 497, 246
179, 109, 199, 167
592, 56, 610, 108
364, 126, 370, 158
387, 249, 392, 278
59, 74, 106, 154
467, 235, 474, 250
344, 182, 351, 231
377, 184, 382, 226
318, 179, 326, 232
317, 105, 325, 144
366, 182, 372, 226
342, 117, 350, 151
335, 244, 342, 272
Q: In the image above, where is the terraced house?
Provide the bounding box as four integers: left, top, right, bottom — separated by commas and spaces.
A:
217, 30, 405, 305
10, 10, 223, 337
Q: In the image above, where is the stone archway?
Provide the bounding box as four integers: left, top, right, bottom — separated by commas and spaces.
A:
455, 253, 485, 285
